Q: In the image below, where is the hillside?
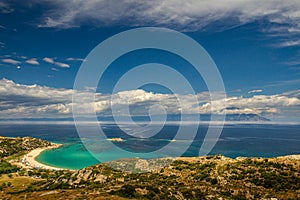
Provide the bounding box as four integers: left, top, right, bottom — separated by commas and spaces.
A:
0, 136, 51, 159
0, 136, 299, 199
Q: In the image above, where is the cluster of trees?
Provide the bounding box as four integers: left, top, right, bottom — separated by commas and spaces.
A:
0, 160, 19, 174
0, 182, 12, 191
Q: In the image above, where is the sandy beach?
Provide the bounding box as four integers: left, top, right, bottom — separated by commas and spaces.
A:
18, 144, 66, 170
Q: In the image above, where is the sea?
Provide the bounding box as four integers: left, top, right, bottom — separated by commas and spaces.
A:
0, 123, 299, 170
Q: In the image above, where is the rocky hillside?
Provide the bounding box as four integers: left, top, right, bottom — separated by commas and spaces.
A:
0, 136, 299, 199
0, 136, 51, 158
7, 155, 299, 200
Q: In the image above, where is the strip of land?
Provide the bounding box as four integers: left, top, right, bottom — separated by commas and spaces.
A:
1, 136, 299, 199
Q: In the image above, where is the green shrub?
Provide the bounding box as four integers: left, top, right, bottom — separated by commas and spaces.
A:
113, 184, 137, 198
0, 160, 19, 174
210, 178, 218, 185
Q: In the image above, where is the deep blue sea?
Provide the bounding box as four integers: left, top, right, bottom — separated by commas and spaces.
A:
0, 123, 299, 169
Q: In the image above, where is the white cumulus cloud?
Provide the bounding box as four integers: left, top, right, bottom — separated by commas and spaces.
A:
43, 57, 70, 68
2, 58, 21, 65
54, 62, 69, 68
66, 57, 86, 62
248, 89, 263, 94
25, 58, 40, 65
43, 57, 55, 64
0, 79, 300, 120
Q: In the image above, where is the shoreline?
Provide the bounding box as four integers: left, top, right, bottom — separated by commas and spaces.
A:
11, 138, 299, 171
17, 143, 67, 171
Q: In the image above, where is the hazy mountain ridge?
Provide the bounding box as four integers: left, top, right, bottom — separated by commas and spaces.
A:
0, 114, 270, 122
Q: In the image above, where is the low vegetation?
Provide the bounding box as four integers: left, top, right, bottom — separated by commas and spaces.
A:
0, 160, 19, 174
0, 136, 299, 199
0, 136, 51, 159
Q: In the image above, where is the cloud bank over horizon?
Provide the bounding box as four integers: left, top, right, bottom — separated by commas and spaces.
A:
0, 78, 299, 121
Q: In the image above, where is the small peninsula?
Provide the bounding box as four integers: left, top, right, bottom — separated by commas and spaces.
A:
107, 138, 125, 142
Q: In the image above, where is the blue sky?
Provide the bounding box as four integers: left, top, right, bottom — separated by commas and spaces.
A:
0, 0, 300, 121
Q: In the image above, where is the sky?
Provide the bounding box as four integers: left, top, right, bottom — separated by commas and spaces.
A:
0, 0, 300, 122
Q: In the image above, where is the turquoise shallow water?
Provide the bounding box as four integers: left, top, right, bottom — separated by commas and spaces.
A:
36, 143, 99, 170
36, 141, 164, 170
0, 123, 299, 170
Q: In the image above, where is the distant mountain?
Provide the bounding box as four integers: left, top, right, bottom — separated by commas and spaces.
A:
155, 114, 270, 122
224, 114, 270, 121
0, 114, 270, 122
